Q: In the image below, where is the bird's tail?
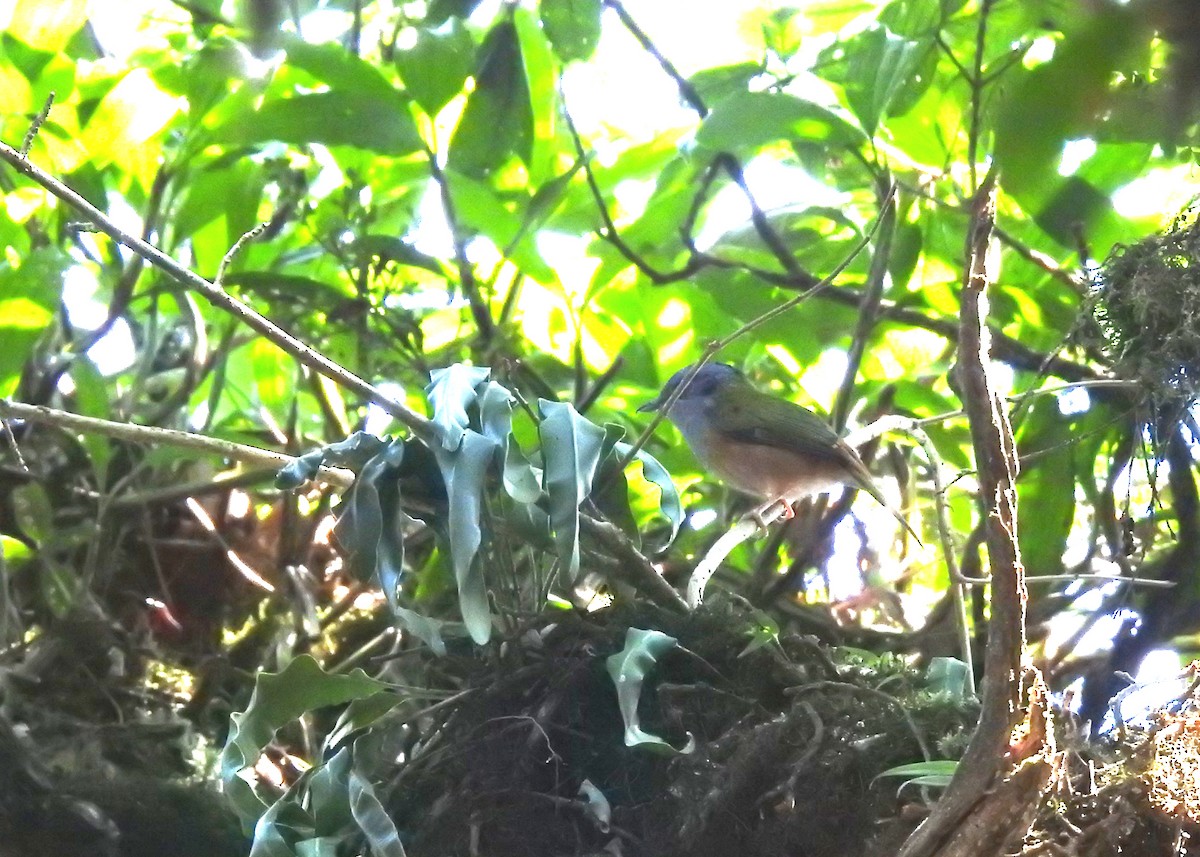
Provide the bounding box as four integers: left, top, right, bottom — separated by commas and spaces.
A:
854, 474, 923, 545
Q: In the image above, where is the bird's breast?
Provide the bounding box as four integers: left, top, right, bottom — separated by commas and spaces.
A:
665, 396, 852, 501
701, 437, 849, 501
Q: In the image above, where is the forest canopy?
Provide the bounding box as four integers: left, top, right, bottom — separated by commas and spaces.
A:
1, 1, 1200, 856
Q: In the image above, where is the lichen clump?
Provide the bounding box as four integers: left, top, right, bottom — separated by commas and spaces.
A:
1090, 203, 1200, 410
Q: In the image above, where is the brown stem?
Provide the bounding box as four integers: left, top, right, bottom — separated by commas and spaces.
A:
898, 172, 1030, 857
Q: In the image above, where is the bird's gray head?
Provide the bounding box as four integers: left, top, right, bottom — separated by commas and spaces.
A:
638, 362, 742, 413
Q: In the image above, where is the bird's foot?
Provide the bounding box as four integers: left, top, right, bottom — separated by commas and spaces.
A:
748, 499, 793, 529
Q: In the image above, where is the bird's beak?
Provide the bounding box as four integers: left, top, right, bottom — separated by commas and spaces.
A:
637, 393, 662, 414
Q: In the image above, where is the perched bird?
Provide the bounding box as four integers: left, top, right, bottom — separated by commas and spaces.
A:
639, 362, 919, 540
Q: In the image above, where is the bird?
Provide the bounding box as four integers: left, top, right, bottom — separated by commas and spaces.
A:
638, 362, 920, 541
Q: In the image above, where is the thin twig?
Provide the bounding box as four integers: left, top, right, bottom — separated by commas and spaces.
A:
0, 399, 355, 488
215, 222, 269, 287
832, 177, 895, 431
21, 92, 55, 156
424, 144, 494, 340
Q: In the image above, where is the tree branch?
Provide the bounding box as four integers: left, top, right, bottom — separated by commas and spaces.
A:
899, 172, 1035, 857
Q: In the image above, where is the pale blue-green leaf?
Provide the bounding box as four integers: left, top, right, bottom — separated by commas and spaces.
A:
577, 779, 611, 832
614, 441, 683, 549
477, 380, 516, 446
605, 628, 694, 754
477, 381, 544, 503
426, 365, 491, 450
294, 838, 341, 857
433, 429, 498, 644
276, 432, 389, 489
328, 692, 404, 749
225, 775, 271, 834
308, 747, 353, 835
349, 769, 408, 857
332, 440, 410, 615
394, 606, 448, 656
924, 657, 974, 699
538, 399, 606, 583
221, 656, 388, 780
250, 797, 315, 857
504, 441, 544, 504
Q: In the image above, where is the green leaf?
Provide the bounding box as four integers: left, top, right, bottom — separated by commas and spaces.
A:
540, 0, 602, 63
695, 91, 865, 155
426, 365, 491, 451
1016, 396, 1116, 578
350, 235, 444, 275
1015, 398, 1076, 577
284, 40, 398, 103
427, 0, 485, 24
538, 399, 606, 583
513, 6, 559, 184
687, 62, 762, 105
442, 171, 557, 282
81, 68, 181, 172
0, 248, 69, 397
432, 430, 498, 644
396, 18, 475, 115
993, 7, 1141, 244
874, 759, 958, 795
349, 769, 408, 857
0, 535, 34, 566
213, 92, 421, 155
9, 0, 88, 52
69, 355, 112, 487
221, 656, 388, 779
448, 20, 532, 177
820, 25, 932, 134
223, 272, 353, 302
875, 759, 959, 780
605, 628, 694, 753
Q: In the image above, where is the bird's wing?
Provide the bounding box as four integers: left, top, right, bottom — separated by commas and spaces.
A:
718, 390, 848, 463
719, 386, 922, 542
